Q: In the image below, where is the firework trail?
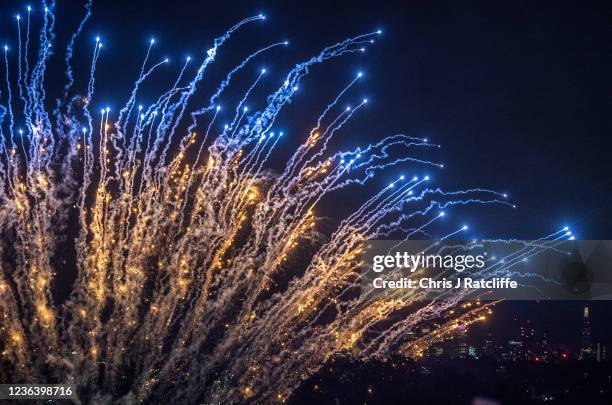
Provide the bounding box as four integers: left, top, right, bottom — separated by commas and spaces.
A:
0, 3, 571, 403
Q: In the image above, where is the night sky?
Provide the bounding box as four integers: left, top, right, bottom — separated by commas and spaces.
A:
2, 0, 611, 347
62, 0, 612, 240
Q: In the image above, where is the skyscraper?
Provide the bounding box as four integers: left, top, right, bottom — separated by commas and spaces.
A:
579, 306, 593, 360
456, 327, 469, 359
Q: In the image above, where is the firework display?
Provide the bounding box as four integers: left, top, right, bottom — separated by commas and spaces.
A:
0, 2, 573, 403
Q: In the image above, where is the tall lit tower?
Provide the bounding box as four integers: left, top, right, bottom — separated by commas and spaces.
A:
579, 306, 592, 360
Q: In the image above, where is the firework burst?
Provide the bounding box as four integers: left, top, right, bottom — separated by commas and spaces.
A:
0, 2, 569, 403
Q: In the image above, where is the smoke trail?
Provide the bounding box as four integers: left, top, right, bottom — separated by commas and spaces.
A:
0, 5, 566, 403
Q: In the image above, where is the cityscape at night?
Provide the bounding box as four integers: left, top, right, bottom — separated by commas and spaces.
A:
294, 303, 612, 404
424, 305, 606, 363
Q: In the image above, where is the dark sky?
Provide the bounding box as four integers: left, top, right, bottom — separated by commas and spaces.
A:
2, 0, 605, 239
2, 0, 611, 345
55, 0, 610, 240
